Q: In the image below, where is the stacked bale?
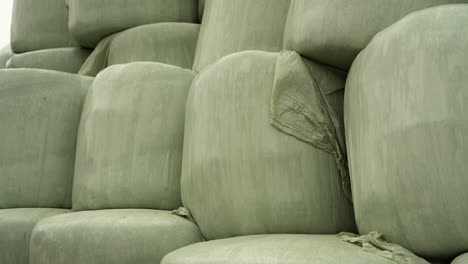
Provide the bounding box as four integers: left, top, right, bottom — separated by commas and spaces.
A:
345, 5, 468, 260
79, 23, 199, 76
182, 51, 355, 240
284, 0, 468, 70
11, 0, 77, 53
68, 0, 198, 48
73, 63, 194, 211
6, 48, 91, 73
192, 0, 290, 71
0, 69, 93, 264
31, 209, 202, 264
0, 70, 92, 209
30, 63, 203, 264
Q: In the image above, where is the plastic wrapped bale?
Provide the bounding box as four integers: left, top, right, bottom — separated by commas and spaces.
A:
182, 51, 355, 241
0, 69, 92, 209
162, 235, 405, 264
0, 208, 70, 264
0, 45, 15, 68
453, 254, 468, 264
6, 48, 91, 73
283, 0, 468, 71
72, 62, 195, 211
30, 210, 203, 264
11, 0, 77, 53
79, 23, 199, 77
68, 0, 198, 48
192, 0, 290, 72
345, 5, 468, 260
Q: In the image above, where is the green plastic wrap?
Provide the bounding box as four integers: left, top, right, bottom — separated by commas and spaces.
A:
6, 48, 91, 73
182, 51, 355, 240
11, 0, 77, 53
345, 5, 468, 260
73, 62, 194, 211
0, 45, 15, 68
30, 209, 203, 264
79, 23, 199, 77
0, 69, 93, 209
68, 0, 198, 48
284, 0, 468, 70
0, 208, 70, 264
192, 0, 291, 72
453, 254, 468, 264
162, 235, 398, 264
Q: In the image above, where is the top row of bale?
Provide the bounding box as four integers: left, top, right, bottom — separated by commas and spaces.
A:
11, 0, 200, 52
9, 0, 468, 72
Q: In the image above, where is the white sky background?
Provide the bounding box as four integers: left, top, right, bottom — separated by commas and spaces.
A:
0, 0, 13, 47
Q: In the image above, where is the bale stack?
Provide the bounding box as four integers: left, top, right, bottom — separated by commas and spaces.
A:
0, 0, 468, 263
